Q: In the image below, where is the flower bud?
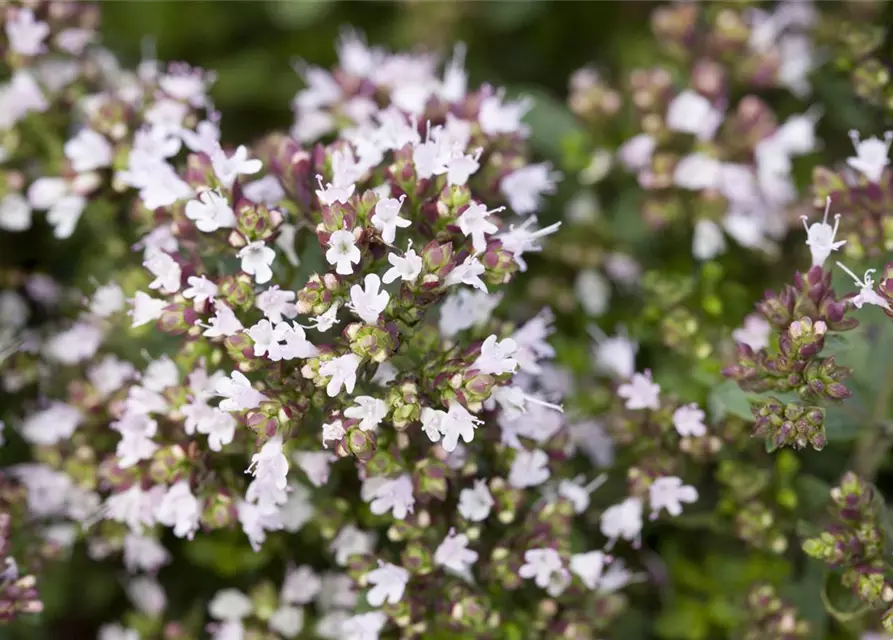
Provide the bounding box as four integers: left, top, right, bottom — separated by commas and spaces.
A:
218, 273, 255, 310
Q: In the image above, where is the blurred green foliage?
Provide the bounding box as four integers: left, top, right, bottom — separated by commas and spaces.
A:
99, 1, 656, 145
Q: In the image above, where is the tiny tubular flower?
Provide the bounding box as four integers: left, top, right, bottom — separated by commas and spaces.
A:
836, 261, 891, 311
847, 129, 892, 183
800, 197, 845, 268
326, 229, 361, 275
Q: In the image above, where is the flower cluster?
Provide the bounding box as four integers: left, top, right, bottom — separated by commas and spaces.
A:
0, 22, 665, 639
0, 472, 42, 622
803, 472, 893, 631
7, 1, 893, 638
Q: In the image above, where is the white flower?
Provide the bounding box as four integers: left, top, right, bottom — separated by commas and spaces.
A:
281, 484, 314, 532
649, 476, 698, 518
216, 371, 266, 412
5, 8, 49, 56
144, 251, 181, 294
315, 174, 355, 206
472, 334, 518, 375
776, 109, 821, 156
365, 561, 410, 607
256, 286, 298, 324
237, 500, 283, 551
445, 255, 487, 292
309, 302, 341, 333
88, 356, 136, 397
732, 314, 771, 351
557, 475, 606, 514
371, 195, 410, 244
238, 241, 276, 284
43, 322, 102, 364
434, 528, 478, 574
672, 403, 707, 437
276, 322, 315, 360
46, 194, 87, 239
458, 202, 501, 252
184, 189, 237, 232
143, 356, 179, 392
319, 353, 362, 397
368, 474, 415, 520
129, 291, 166, 328
326, 229, 361, 275
155, 481, 201, 540
446, 149, 482, 186
322, 419, 346, 448
294, 450, 336, 487
123, 533, 170, 573
590, 327, 637, 380
618, 371, 660, 411
600, 497, 644, 548
509, 449, 551, 488
209, 589, 254, 621
341, 611, 387, 640
183, 275, 218, 307
244, 175, 285, 206
211, 144, 263, 188
847, 130, 892, 184
692, 219, 726, 261
836, 262, 891, 311
98, 624, 140, 640
420, 406, 445, 443
247, 436, 289, 489
666, 89, 723, 141
348, 274, 390, 324
269, 605, 304, 638
801, 198, 845, 268
382, 245, 422, 284
344, 396, 388, 431
0, 193, 32, 231
89, 282, 125, 317
519, 548, 569, 596
617, 133, 656, 171
203, 302, 244, 338
21, 403, 82, 446
281, 565, 323, 605
457, 479, 494, 522
248, 319, 287, 361
478, 90, 532, 136
570, 550, 607, 590
64, 128, 113, 173
439, 402, 483, 452
330, 524, 375, 566
199, 409, 236, 453
439, 289, 502, 337
500, 163, 560, 215
673, 152, 722, 190
127, 576, 166, 615
498, 216, 561, 271
576, 269, 610, 316
277, 223, 301, 267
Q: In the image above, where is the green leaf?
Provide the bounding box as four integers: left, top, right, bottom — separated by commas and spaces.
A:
184, 534, 274, 577
796, 475, 832, 512
482, 0, 545, 31
708, 380, 754, 422
654, 597, 710, 640
507, 85, 583, 162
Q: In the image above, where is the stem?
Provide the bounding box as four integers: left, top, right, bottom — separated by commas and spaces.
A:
851, 362, 893, 479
